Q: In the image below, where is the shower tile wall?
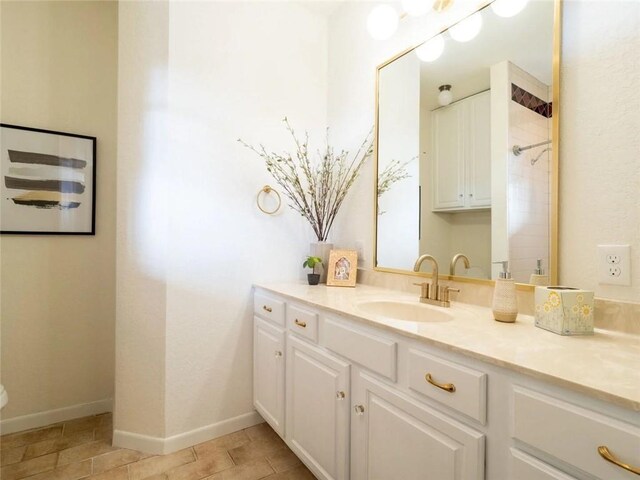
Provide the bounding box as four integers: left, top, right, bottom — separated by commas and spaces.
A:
508, 64, 551, 283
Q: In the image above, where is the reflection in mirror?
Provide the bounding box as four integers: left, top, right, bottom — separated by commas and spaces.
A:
375, 0, 557, 285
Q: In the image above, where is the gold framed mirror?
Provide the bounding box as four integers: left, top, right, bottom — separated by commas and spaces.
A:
373, 0, 561, 288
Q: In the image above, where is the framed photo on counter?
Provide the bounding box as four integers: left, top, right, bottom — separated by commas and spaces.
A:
327, 249, 358, 287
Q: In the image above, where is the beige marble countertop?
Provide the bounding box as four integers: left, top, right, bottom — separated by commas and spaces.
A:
255, 282, 640, 412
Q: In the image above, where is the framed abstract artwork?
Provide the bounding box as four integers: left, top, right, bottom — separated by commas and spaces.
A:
1, 124, 96, 235
326, 249, 358, 287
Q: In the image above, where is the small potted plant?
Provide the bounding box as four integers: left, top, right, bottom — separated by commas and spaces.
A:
303, 256, 323, 285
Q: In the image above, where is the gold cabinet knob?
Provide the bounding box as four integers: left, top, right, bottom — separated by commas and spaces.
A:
354, 405, 365, 415
294, 319, 307, 328
598, 446, 640, 475
425, 373, 456, 393
262, 305, 273, 313
274, 351, 282, 358
336, 391, 346, 400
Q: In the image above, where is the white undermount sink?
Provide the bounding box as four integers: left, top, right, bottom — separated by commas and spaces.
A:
356, 300, 454, 323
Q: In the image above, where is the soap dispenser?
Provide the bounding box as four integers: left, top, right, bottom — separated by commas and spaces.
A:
529, 259, 549, 286
492, 261, 518, 323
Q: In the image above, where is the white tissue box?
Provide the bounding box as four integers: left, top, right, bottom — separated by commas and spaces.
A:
534, 287, 594, 335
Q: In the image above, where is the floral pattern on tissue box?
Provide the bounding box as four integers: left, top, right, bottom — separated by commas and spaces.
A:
534, 287, 594, 335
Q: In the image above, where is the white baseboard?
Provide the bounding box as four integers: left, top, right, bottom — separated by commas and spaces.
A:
0, 398, 113, 435
113, 410, 264, 455
112, 428, 166, 454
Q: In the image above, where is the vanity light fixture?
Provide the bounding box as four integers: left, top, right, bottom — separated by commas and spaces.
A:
449, 11, 483, 42
491, 0, 529, 18
415, 34, 445, 62
438, 84, 453, 106
367, 0, 453, 40
366, 4, 400, 40
432, 0, 454, 13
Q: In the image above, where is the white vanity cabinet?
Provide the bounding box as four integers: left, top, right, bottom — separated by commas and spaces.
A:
511, 387, 640, 480
253, 317, 286, 436
286, 334, 350, 480
252, 288, 640, 480
431, 90, 491, 211
351, 370, 485, 480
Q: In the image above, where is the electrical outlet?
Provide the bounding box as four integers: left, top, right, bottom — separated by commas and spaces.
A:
598, 245, 631, 286
606, 254, 620, 264
607, 265, 621, 277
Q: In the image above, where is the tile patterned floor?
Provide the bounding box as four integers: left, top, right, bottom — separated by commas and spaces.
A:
0, 414, 315, 480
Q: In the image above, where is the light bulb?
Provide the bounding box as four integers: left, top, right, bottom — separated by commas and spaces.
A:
438, 85, 452, 106
415, 35, 445, 62
367, 5, 399, 40
401, 0, 430, 17
491, 0, 529, 18
449, 12, 483, 42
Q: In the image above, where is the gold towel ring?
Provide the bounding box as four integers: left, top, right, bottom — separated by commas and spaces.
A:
256, 185, 282, 215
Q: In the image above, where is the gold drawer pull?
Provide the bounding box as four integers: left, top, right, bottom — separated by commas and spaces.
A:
425, 373, 456, 393
294, 319, 307, 328
262, 305, 272, 313
598, 446, 640, 475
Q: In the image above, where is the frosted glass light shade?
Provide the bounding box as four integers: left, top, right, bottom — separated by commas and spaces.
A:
415, 35, 445, 62
449, 12, 483, 42
438, 87, 453, 106
491, 0, 529, 18
367, 5, 399, 40
402, 0, 431, 17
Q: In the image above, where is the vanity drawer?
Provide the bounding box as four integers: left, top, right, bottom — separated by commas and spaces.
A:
510, 449, 577, 480
321, 317, 397, 381
254, 293, 285, 326
512, 387, 640, 479
408, 349, 487, 424
286, 304, 318, 343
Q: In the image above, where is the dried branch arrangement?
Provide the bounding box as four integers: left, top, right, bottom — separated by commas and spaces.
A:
377, 157, 415, 215
377, 158, 415, 197
239, 118, 373, 242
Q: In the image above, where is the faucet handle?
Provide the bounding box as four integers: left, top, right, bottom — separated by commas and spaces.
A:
413, 282, 430, 299
440, 286, 460, 302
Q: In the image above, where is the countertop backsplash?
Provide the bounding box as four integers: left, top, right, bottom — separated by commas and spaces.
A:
357, 268, 639, 334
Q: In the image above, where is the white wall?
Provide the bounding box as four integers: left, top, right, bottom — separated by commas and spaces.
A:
0, 1, 117, 428
116, 0, 169, 440
328, 0, 640, 302
116, 1, 328, 448
559, 0, 639, 301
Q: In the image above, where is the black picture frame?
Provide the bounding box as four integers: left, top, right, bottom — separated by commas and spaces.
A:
0, 123, 97, 235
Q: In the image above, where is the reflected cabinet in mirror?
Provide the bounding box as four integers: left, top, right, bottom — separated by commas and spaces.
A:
375, 0, 560, 285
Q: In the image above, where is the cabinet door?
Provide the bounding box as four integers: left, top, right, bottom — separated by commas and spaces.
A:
254, 317, 285, 436
351, 370, 484, 480
432, 102, 465, 210
286, 334, 350, 480
466, 91, 492, 208
511, 449, 578, 480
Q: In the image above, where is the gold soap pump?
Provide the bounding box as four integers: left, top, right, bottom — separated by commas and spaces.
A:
492, 261, 518, 323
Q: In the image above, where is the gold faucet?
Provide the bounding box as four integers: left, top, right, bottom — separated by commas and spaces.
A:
450, 253, 470, 276
413, 254, 459, 307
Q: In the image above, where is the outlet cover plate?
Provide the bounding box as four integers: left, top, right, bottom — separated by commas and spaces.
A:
598, 245, 631, 286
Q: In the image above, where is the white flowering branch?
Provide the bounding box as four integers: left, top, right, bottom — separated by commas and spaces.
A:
377, 157, 415, 215
239, 118, 373, 242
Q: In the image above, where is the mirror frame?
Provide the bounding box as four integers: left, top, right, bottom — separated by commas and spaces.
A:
372, 0, 562, 290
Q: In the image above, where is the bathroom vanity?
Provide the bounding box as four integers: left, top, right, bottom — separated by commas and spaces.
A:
253, 284, 640, 480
